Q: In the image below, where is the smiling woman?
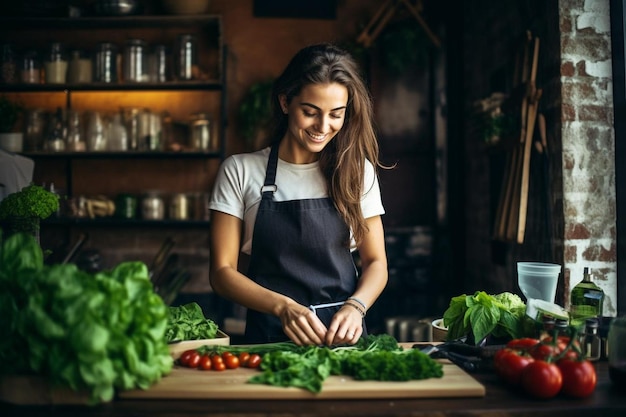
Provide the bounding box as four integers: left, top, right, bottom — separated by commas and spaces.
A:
208, 43, 389, 347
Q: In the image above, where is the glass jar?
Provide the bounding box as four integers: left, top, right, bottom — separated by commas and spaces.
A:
68, 49, 93, 84
190, 113, 215, 151
175, 34, 197, 81
148, 44, 168, 83
24, 109, 47, 152
66, 110, 86, 151
44, 42, 68, 84
20, 50, 41, 84
608, 316, 626, 389
123, 39, 149, 83
94, 42, 117, 83
142, 192, 164, 220
1, 43, 17, 84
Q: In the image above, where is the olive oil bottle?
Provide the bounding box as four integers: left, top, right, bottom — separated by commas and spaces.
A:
570, 267, 604, 322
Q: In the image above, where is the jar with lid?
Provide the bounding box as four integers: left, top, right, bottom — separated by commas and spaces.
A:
608, 316, 626, 389
20, 50, 41, 84
190, 113, 216, 151
68, 49, 93, 84
148, 44, 168, 83
66, 110, 86, 151
169, 193, 189, 220
45, 107, 67, 152
1, 43, 18, 84
123, 39, 149, 83
175, 34, 198, 81
94, 42, 118, 83
142, 192, 164, 220
24, 109, 47, 151
44, 42, 68, 84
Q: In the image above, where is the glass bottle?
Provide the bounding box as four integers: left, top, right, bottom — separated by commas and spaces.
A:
94, 42, 117, 83
608, 316, 626, 389
24, 109, 46, 151
582, 318, 601, 361
45, 107, 67, 152
570, 267, 604, 322
66, 110, 85, 151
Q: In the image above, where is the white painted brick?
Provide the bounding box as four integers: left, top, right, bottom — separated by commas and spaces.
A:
585, 59, 614, 77
577, 13, 611, 32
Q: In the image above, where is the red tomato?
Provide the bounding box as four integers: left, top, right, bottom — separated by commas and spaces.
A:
494, 348, 535, 386
186, 351, 201, 369
506, 338, 540, 350
224, 354, 240, 369
178, 349, 196, 366
557, 358, 597, 398
529, 343, 561, 361
247, 353, 262, 369
198, 354, 212, 371
238, 352, 251, 367
521, 360, 563, 399
211, 354, 226, 371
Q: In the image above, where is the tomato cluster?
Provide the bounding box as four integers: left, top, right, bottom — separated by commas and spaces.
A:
178, 349, 262, 371
494, 336, 597, 399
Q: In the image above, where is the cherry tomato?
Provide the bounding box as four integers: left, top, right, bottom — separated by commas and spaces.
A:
198, 354, 212, 371
494, 348, 534, 386
186, 350, 201, 369
521, 360, 563, 399
178, 349, 196, 367
557, 358, 597, 398
506, 338, 540, 350
247, 353, 262, 369
211, 354, 226, 371
529, 343, 561, 361
221, 351, 234, 359
224, 354, 240, 369
238, 352, 251, 367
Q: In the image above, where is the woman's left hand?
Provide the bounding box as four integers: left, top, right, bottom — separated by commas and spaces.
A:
325, 303, 363, 345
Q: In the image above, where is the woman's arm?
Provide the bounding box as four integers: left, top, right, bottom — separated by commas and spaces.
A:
209, 210, 327, 345
325, 215, 388, 345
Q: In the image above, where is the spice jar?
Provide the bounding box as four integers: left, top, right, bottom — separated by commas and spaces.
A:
1, 43, 17, 84
169, 193, 189, 220
142, 192, 164, 220
68, 49, 93, 84
123, 39, 149, 83
44, 42, 68, 84
94, 42, 118, 83
190, 113, 215, 151
20, 50, 41, 84
175, 34, 197, 81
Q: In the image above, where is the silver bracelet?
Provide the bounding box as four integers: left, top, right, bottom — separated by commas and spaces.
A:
347, 296, 367, 311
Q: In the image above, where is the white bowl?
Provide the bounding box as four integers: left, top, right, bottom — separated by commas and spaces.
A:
431, 318, 448, 342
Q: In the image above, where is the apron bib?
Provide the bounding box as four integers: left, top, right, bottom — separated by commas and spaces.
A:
244, 144, 364, 343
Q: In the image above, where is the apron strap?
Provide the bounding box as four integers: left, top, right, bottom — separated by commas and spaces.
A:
261, 144, 279, 200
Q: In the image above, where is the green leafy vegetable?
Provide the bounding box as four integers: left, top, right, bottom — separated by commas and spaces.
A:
0, 232, 173, 403
201, 334, 443, 393
0, 184, 59, 220
443, 291, 526, 344
165, 302, 218, 342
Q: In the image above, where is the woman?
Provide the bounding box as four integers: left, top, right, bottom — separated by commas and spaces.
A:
209, 43, 388, 346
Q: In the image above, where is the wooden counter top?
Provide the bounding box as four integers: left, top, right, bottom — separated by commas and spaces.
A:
1, 360, 624, 417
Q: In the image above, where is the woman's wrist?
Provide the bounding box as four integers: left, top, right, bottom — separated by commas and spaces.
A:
342, 301, 366, 318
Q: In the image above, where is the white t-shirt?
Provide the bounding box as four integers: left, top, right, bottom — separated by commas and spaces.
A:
209, 147, 385, 254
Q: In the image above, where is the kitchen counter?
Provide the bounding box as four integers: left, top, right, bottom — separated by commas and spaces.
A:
1, 360, 624, 417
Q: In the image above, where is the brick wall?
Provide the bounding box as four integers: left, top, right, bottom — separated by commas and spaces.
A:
462, 0, 617, 314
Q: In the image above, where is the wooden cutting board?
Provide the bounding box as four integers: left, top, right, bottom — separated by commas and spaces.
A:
118, 360, 485, 400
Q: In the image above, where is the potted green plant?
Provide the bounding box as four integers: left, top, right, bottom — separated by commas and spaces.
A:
0, 184, 60, 241
0, 95, 24, 153
237, 80, 274, 150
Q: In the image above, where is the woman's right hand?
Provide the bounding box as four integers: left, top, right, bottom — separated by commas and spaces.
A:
277, 301, 328, 346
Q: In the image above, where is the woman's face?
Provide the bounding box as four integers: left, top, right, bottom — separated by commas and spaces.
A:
280, 82, 348, 163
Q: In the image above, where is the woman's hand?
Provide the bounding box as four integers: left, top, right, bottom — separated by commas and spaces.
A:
277, 302, 328, 346
325, 303, 364, 346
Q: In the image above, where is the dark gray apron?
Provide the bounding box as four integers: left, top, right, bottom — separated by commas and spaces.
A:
244, 144, 364, 343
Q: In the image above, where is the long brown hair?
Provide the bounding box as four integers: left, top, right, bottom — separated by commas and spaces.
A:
269, 43, 382, 245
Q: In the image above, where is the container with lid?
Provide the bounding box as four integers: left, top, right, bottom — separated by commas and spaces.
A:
68, 49, 93, 84
175, 34, 197, 81
142, 192, 165, 220
44, 42, 68, 84
94, 42, 118, 83
20, 50, 41, 84
123, 39, 149, 83
190, 113, 216, 151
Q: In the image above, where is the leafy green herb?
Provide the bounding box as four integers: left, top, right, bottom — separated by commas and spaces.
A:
165, 302, 218, 342
0, 233, 173, 403
443, 291, 526, 344
0, 184, 59, 220
204, 334, 443, 393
